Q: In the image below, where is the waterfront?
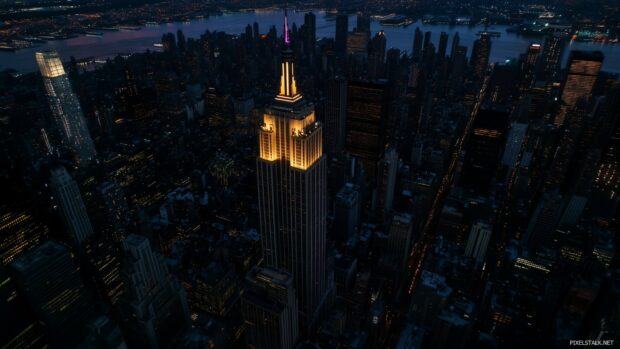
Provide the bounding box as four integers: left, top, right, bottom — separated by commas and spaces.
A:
1, 9, 619, 73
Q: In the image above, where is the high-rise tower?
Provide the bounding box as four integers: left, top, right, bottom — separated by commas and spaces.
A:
521, 43, 542, 91
386, 213, 414, 276
324, 77, 348, 155
437, 32, 449, 60
555, 50, 603, 126
459, 106, 510, 194
118, 234, 190, 348
412, 27, 423, 62
9, 241, 97, 348
303, 12, 316, 58
368, 30, 387, 79
241, 266, 299, 349
335, 13, 349, 58
464, 221, 493, 265
36, 51, 96, 165
345, 80, 389, 185
49, 166, 94, 246
540, 34, 565, 81
356, 14, 371, 35
450, 32, 460, 62
470, 33, 492, 80
257, 12, 328, 333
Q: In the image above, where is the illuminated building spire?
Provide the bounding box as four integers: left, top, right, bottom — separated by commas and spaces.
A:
276, 9, 301, 103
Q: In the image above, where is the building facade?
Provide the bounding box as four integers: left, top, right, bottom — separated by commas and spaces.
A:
555, 50, 603, 126
49, 166, 94, 245
118, 234, 190, 349
36, 50, 96, 165
241, 266, 299, 349
9, 241, 97, 347
257, 17, 329, 333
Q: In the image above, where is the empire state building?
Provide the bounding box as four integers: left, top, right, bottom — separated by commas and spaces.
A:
256, 13, 329, 333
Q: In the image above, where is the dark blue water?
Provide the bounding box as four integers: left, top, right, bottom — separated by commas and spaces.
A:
1, 9, 619, 74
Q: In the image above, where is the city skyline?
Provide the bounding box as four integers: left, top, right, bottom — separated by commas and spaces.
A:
1, 2, 619, 349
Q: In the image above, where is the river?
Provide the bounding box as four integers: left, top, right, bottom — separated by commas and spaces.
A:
1, 9, 619, 74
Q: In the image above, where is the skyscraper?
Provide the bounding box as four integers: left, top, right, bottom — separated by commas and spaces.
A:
470, 33, 492, 79
501, 122, 528, 170
576, 84, 618, 217
437, 32, 449, 60
521, 43, 542, 90
429, 310, 473, 349
386, 213, 414, 275
335, 13, 349, 57
205, 86, 233, 128
84, 234, 124, 305
409, 271, 452, 326
83, 316, 128, 349
346, 27, 369, 79
593, 86, 620, 201
241, 266, 299, 349
49, 166, 94, 245
257, 14, 329, 332
346, 80, 389, 185
9, 241, 97, 348
545, 103, 589, 191
412, 27, 423, 61
423, 31, 432, 48
437, 34, 452, 95
540, 34, 565, 81
97, 180, 130, 240
324, 77, 348, 155
346, 30, 369, 56
555, 50, 603, 126
525, 194, 563, 247
418, 43, 436, 91
36, 51, 96, 165
303, 12, 316, 57
375, 147, 398, 220
459, 107, 510, 194
449, 45, 468, 95
118, 234, 190, 349
251, 21, 259, 38
334, 183, 361, 242
450, 32, 460, 62
464, 221, 492, 265
356, 14, 371, 35
368, 30, 387, 79
386, 48, 402, 83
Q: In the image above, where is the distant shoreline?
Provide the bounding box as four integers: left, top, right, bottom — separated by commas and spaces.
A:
1, 9, 619, 75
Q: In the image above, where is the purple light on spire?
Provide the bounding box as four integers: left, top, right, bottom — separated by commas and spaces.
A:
284, 9, 290, 45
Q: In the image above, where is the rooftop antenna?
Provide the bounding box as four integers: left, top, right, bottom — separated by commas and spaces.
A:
284, 2, 290, 46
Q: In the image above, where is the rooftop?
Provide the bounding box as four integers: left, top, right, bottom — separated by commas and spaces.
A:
11, 240, 66, 272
